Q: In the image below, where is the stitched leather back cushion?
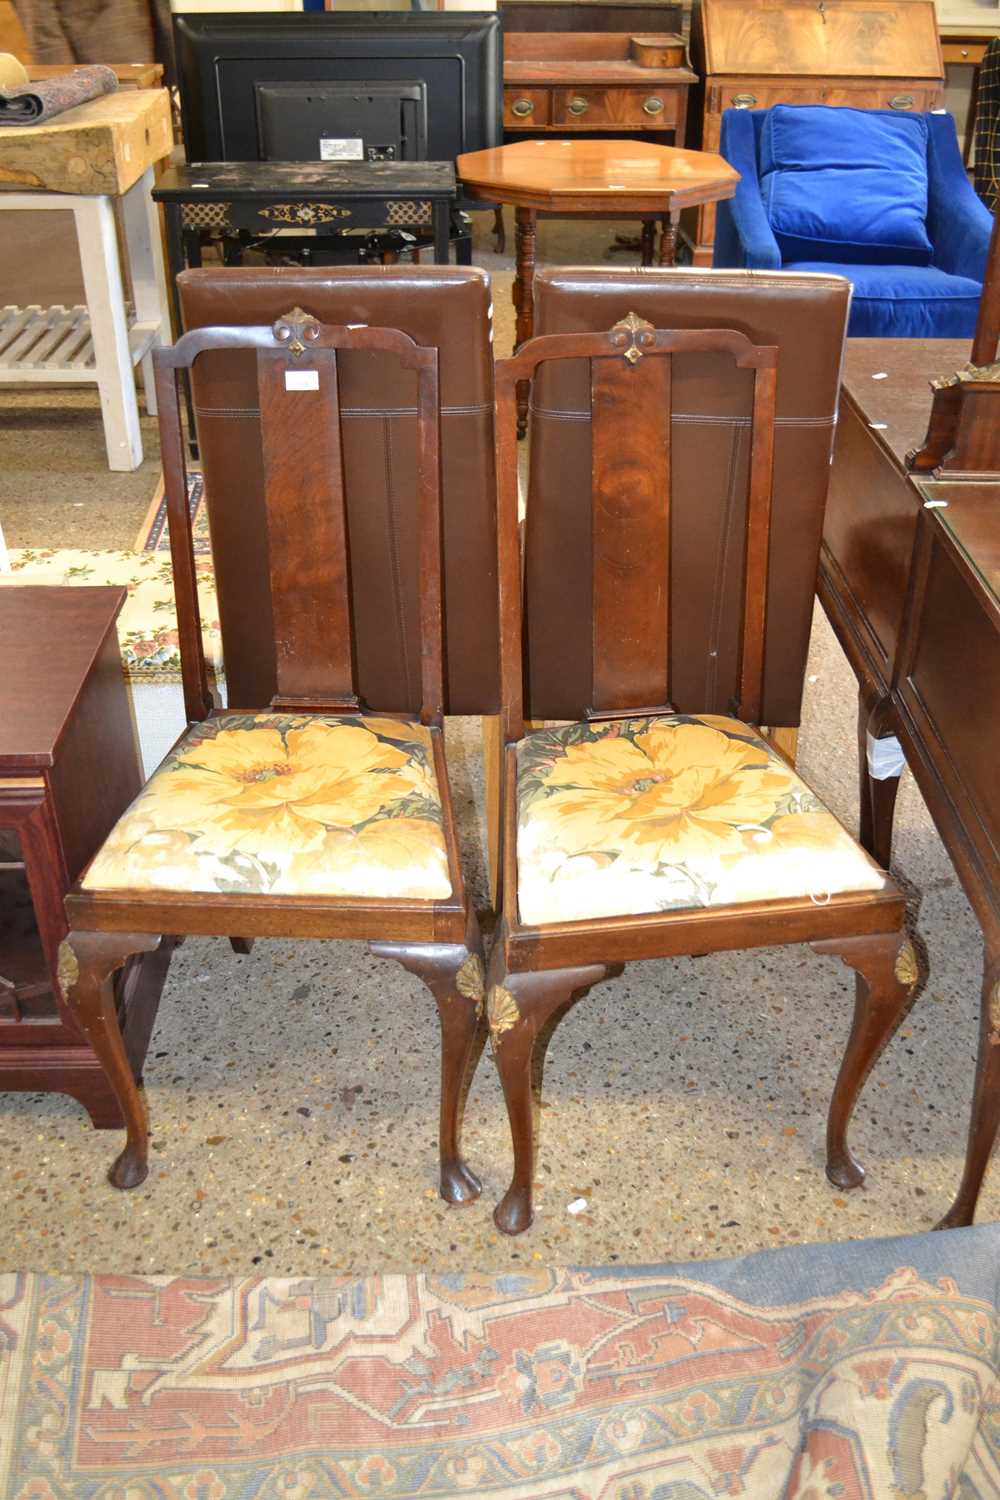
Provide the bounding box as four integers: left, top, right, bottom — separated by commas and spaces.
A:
178, 266, 499, 716
525, 267, 852, 727
759, 105, 932, 266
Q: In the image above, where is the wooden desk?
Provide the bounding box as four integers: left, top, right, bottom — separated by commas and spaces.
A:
819, 340, 1000, 1228
503, 32, 696, 142
0, 587, 172, 1125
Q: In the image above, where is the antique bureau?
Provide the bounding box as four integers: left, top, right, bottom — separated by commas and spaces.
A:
686, 0, 945, 264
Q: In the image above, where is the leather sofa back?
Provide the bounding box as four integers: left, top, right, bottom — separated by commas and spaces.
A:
178, 266, 499, 715
524, 267, 852, 726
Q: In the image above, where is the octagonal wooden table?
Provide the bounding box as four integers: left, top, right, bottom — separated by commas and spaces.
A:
456, 137, 738, 429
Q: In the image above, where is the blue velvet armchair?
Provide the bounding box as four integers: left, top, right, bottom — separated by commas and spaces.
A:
714, 105, 993, 338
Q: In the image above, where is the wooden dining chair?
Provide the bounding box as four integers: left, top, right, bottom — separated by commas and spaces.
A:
487, 302, 917, 1235
58, 308, 485, 1207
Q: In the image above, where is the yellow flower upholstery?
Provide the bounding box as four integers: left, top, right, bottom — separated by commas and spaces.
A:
515, 714, 886, 926
83, 714, 452, 901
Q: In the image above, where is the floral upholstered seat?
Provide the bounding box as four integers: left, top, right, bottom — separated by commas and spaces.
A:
83, 714, 453, 901
516, 714, 886, 926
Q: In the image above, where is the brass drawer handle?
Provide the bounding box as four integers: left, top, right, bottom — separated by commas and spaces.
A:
643, 95, 665, 115
731, 92, 757, 108
511, 97, 535, 118
568, 95, 590, 115
889, 93, 915, 110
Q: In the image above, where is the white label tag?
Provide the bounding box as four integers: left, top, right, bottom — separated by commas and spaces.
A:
285, 370, 319, 392
866, 731, 906, 781
320, 137, 364, 161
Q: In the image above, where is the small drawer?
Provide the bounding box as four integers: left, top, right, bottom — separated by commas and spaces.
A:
551, 86, 680, 129
869, 85, 940, 112
503, 88, 550, 127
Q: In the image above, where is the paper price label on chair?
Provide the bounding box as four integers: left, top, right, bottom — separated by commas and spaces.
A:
285, 371, 320, 392
320, 138, 364, 161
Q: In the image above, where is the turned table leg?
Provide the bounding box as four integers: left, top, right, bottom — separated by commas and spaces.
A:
513, 205, 537, 439
659, 209, 680, 267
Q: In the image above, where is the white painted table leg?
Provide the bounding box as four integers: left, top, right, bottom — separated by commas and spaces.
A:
74, 194, 143, 471
121, 166, 170, 418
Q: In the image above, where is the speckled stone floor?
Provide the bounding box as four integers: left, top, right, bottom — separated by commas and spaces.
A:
0, 213, 995, 1273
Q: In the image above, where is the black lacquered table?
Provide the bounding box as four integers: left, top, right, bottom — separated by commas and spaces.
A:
153, 160, 460, 285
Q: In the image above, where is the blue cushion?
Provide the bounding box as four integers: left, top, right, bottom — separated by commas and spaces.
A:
760, 105, 932, 266
784, 261, 982, 338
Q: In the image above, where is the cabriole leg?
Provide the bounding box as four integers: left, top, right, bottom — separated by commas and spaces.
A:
813, 929, 919, 1191
488, 952, 613, 1235
59, 930, 162, 1189
370, 915, 486, 1206
936, 947, 1000, 1229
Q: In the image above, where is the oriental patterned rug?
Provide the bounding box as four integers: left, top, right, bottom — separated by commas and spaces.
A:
135, 469, 211, 555
1, 1228, 997, 1498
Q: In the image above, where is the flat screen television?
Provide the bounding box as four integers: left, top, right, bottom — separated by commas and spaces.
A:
175, 12, 502, 200
255, 80, 428, 163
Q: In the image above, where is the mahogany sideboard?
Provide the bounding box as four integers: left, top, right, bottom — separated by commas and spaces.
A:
686, 0, 945, 264
0, 586, 172, 1125
819, 339, 999, 1227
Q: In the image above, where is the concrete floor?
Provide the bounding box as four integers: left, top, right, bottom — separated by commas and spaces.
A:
0, 212, 995, 1273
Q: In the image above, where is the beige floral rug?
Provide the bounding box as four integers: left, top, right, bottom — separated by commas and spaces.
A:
1, 547, 221, 681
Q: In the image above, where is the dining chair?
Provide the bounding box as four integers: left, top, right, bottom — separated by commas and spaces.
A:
486, 268, 917, 1235
177, 264, 505, 905
59, 307, 485, 1207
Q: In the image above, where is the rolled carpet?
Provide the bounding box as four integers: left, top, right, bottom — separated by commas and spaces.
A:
0, 63, 117, 124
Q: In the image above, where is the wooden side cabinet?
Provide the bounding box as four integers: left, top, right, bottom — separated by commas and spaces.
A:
0, 586, 171, 1125
503, 32, 696, 140
687, 0, 945, 264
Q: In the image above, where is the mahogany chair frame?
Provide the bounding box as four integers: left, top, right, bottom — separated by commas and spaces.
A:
487, 313, 915, 1235
60, 309, 485, 1206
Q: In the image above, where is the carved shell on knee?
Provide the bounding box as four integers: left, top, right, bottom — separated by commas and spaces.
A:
487, 984, 520, 1042
894, 939, 919, 989
57, 939, 79, 998
989, 977, 1000, 1048
456, 954, 486, 1013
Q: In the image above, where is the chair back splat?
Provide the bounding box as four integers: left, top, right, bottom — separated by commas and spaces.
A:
154, 310, 445, 726
495, 315, 778, 745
